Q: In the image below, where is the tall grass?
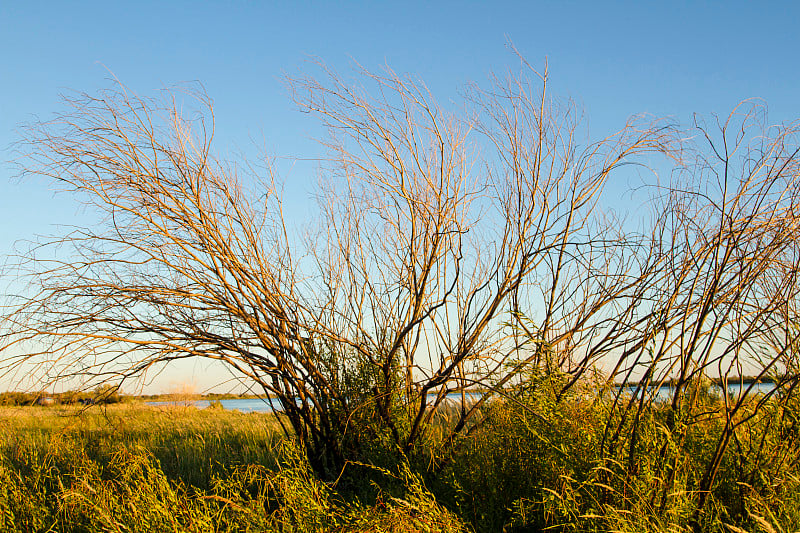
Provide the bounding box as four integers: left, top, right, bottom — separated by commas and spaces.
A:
435, 378, 800, 532
2, 393, 799, 532
0, 404, 466, 532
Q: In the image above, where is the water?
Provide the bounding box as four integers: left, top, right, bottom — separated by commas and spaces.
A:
146, 384, 777, 412
147, 392, 484, 413
618, 381, 776, 401
147, 397, 283, 412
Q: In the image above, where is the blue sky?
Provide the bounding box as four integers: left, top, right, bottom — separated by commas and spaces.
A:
1, 1, 799, 393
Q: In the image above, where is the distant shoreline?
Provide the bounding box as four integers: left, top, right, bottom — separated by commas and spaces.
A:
619, 375, 779, 388
137, 392, 272, 401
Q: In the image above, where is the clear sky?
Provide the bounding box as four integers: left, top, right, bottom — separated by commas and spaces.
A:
1, 1, 799, 394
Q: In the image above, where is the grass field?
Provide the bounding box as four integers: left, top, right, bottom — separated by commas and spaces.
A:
1, 389, 798, 532
0, 403, 465, 532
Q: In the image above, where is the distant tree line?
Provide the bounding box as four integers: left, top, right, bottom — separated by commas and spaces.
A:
0, 385, 124, 406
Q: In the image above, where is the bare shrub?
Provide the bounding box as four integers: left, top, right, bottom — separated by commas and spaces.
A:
0, 62, 677, 475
